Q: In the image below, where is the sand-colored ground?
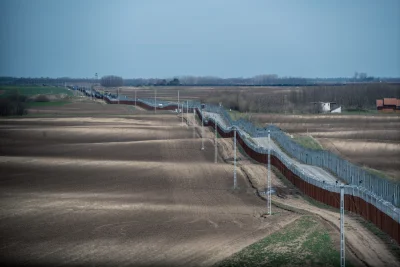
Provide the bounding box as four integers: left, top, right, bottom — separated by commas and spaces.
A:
0, 111, 298, 267
1, 103, 398, 266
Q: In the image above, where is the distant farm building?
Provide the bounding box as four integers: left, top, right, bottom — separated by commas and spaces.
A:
376, 98, 400, 113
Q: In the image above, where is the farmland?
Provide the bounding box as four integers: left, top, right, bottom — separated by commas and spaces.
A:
0, 102, 297, 266
0, 85, 73, 97
0, 89, 399, 266
96, 85, 400, 182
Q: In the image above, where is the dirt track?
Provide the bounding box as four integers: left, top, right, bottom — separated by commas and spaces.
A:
241, 163, 400, 267
0, 113, 297, 267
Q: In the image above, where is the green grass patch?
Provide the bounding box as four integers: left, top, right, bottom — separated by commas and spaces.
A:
227, 109, 245, 120
215, 216, 353, 267
0, 85, 73, 97
341, 109, 378, 115
26, 101, 70, 107
362, 166, 394, 181
292, 135, 324, 150
227, 110, 264, 126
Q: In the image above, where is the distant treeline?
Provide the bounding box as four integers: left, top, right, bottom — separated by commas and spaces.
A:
201, 83, 400, 113
1, 75, 400, 87
100, 75, 124, 87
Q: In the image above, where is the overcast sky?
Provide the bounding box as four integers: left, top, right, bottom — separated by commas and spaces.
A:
0, 0, 399, 78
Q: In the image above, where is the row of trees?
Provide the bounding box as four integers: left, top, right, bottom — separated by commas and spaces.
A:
124, 75, 309, 86
0, 91, 28, 116
201, 83, 400, 114
2, 75, 400, 87
123, 74, 396, 86
100, 75, 123, 87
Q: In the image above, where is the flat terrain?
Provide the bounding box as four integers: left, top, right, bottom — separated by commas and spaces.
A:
0, 85, 73, 97
0, 104, 297, 267
1, 100, 398, 267
253, 113, 400, 181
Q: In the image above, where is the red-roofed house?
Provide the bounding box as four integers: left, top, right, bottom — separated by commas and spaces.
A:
376, 98, 400, 112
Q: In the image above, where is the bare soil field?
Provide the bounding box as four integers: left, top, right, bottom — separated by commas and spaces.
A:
2, 103, 398, 267
95, 86, 286, 102
27, 100, 142, 116
0, 105, 299, 267
253, 113, 400, 180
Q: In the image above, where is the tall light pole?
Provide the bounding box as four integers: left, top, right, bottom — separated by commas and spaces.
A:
215, 119, 218, 163
323, 182, 347, 267
201, 114, 205, 150
233, 127, 237, 189
268, 130, 271, 215
193, 108, 196, 139
94, 72, 98, 101
340, 184, 345, 267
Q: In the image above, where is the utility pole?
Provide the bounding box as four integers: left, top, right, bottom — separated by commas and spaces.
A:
201, 111, 204, 150
340, 184, 345, 267
233, 127, 237, 189
94, 72, 98, 101
323, 182, 348, 267
193, 108, 196, 139
268, 130, 271, 215
215, 119, 218, 163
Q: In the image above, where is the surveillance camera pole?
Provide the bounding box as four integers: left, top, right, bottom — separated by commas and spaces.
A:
268, 129, 271, 215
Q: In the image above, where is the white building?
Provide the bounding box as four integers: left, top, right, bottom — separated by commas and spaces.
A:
312, 102, 342, 113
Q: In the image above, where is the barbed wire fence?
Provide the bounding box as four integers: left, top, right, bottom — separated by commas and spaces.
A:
104, 95, 400, 224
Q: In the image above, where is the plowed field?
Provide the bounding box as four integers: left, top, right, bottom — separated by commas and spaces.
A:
0, 107, 296, 267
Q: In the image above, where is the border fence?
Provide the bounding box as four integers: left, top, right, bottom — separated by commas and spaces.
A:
103, 95, 400, 244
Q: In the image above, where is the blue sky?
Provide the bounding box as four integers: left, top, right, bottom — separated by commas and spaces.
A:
0, 0, 399, 78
